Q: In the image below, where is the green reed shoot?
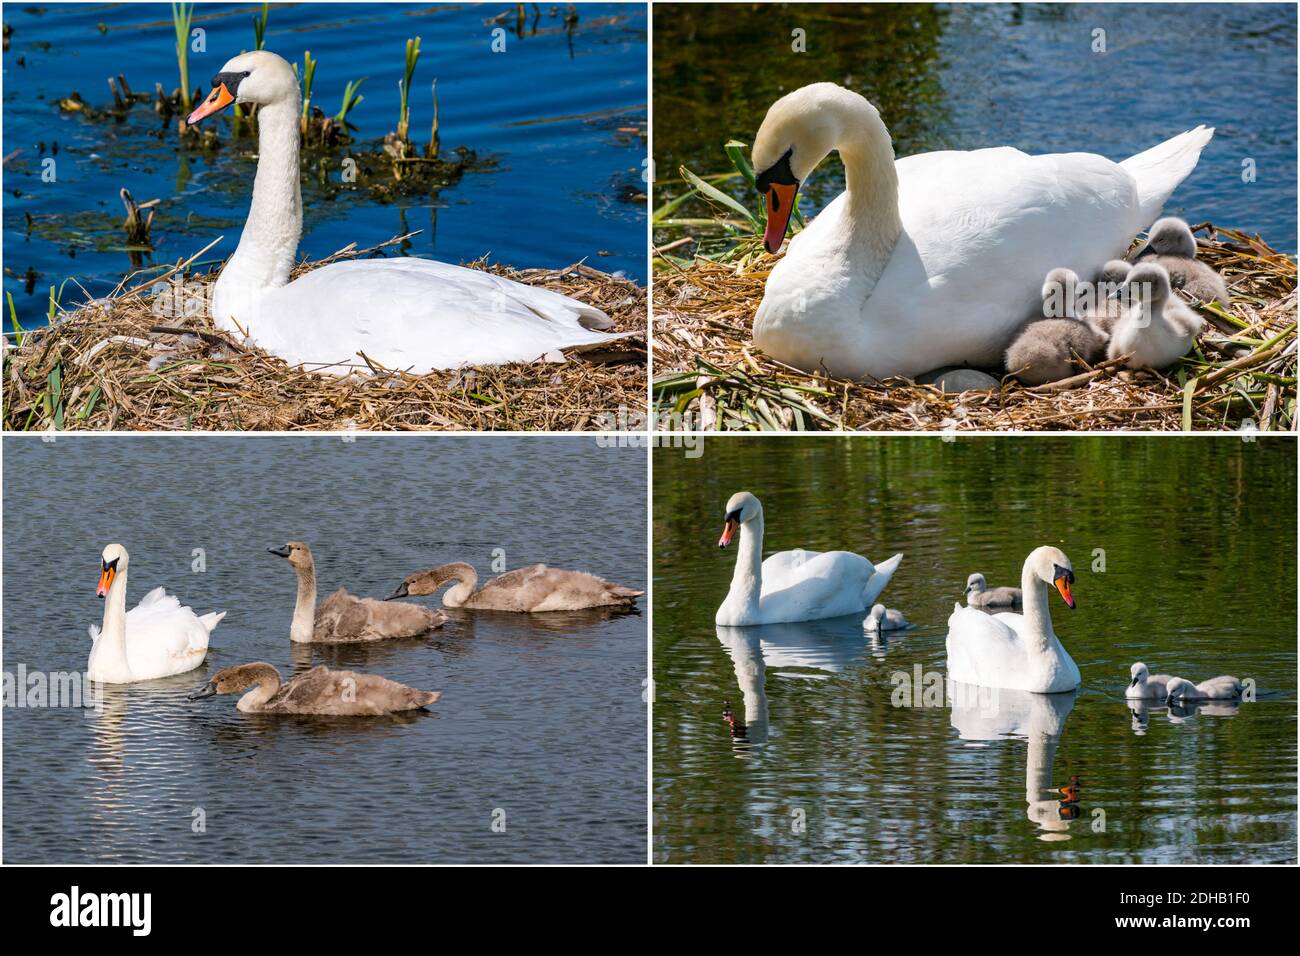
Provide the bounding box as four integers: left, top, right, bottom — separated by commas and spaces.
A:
252, 3, 269, 50
300, 51, 317, 135
396, 36, 422, 145
171, 3, 194, 111
428, 78, 440, 156
335, 77, 366, 126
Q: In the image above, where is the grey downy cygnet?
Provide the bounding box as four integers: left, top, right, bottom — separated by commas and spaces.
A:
965, 572, 1022, 611
1126, 661, 1174, 700
1128, 216, 1230, 306
863, 603, 910, 631
1165, 674, 1244, 702
1106, 262, 1204, 370
1005, 268, 1106, 385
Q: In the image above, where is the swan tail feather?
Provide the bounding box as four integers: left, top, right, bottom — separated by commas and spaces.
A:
199, 611, 226, 634
861, 552, 904, 607
1119, 126, 1214, 226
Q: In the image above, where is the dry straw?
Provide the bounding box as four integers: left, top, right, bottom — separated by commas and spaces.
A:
653, 225, 1295, 432
5, 236, 646, 432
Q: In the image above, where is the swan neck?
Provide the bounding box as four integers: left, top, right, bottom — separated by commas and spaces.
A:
237, 673, 282, 713
835, 103, 903, 265
730, 515, 765, 617
290, 562, 317, 643
215, 97, 302, 316
98, 565, 130, 670
1019, 559, 1055, 653
443, 566, 478, 607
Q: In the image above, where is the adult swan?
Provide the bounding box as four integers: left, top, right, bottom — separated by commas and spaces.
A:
946, 546, 1080, 694
750, 83, 1213, 380
185, 51, 626, 373
716, 491, 902, 626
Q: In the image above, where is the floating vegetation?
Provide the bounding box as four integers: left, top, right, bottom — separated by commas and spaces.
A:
5, 237, 647, 432
653, 225, 1296, 432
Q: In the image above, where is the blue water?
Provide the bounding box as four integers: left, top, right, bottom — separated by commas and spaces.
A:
653, 2, 1296, 256
2, 2, 648, 333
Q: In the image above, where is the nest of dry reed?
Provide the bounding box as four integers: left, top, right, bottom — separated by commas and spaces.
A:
653, 225, 1296, 432
4, 237, 646, 431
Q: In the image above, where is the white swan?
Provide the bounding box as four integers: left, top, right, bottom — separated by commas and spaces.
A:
1126, 661, 1173, 700
87, 544, 225, 684
946, 546, 1080, 693
715, 491, 902, 626
749, 82, 1213, 379
1166, 675, 1243, 702
184, 51, 627, 374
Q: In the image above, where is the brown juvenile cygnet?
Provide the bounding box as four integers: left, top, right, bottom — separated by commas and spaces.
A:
965, 572, 1023, 611
1005, 268, 1106, 385
1127, 216, 1230, 306
189, 662, 441, 715
270, 542, 446, 643
386, 561, 643, 612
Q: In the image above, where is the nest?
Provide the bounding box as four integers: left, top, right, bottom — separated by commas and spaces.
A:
653, 226, 1296, 431
4, 237, 646, 431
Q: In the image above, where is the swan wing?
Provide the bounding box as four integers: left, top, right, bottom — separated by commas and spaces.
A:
757, 549, 875, 622
241, 258, 628, 373
115, 588, 213, 677
945, 604, 1026, 687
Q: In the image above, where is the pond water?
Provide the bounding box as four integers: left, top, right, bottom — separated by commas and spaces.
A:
3, 436, 647, 863
652, 436, 1297, 864
3, 2, 648, 333
653, 2, 1297, 254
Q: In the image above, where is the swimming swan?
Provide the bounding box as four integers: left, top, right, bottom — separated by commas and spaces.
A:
749, 82, 1212, 379
87, 543, 225, 684
716, 491, 902, 626
385, 561, 643, 611
946, 546, 1080, 693
270, 541, 446, 642
184, 51, 627, 374
189, 662, 440, 715
1165, 675, 1243, 702
1126, 661, 1174, 700
965, 572, 1023, 611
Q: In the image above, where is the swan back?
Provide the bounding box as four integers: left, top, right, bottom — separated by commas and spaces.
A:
314, 588, 446, 642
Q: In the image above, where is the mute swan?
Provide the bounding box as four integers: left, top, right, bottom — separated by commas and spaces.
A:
270, 542, 446, 642
1107, 262, 1204, 369
189, 662, 440, 715
385, 561, 642, 611
716, 491, 902, 626
863, 603, 910, 631
965, 572, 1022, 611
946, 546, 1080, 693
1128, 216, 1230, 305
1126, 661, 1173, 700
185, 51, 627, 374
1004, 269, 1107, 385
749, 82, 1212, 379
87, 544, 225, 684
1165, 675, 1243, 702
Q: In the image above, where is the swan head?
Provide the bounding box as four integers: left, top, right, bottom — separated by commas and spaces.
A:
386, 563, 470, 600
97, 543, 129, 598
719, 491, 762, 548
964, 572, 987, 596
752, 83, 874, 254
1027, 545, 1075, 608
1137, 217, 1197, 260
268, 540, 314, 572
1041, 268, 1082, 319
1098, 259, 1131, 286
189, 663, 279, 701
1129, 661, 1150, 687
187, 50, 299, 126
1165, 676, 1195, 702
864, 603, 886, 628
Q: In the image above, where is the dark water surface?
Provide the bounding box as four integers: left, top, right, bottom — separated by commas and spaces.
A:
653, 2, 1297, 253
653, 437, 1297, 864
3, 2, 648, 333
3, 436, 647, 863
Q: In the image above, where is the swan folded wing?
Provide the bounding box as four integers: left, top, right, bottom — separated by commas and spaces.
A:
316, 589, 439, 641
758, 550, 875, 621
255, 259, 628, 372
945, 605, 1029, 686
124, 592, 212, 664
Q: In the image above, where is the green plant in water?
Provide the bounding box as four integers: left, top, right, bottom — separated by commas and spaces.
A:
6, 291, 24, 349
428, 78, 440, 157
335, 77, 366, 127
299, 50, 317, 136
396, 36, 421, 146
252, 2, 269, 50
171, 3, 194, 112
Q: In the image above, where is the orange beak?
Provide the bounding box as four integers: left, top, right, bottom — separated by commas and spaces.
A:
763, 182, 798, 254
718, 518, 739, 549
186, 82, 236, 126
96, 566, 116, 598
1054, 576, 1075, 609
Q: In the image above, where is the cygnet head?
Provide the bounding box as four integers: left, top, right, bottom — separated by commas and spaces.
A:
1165, 676, 1195, 702
965, 572, 988, 596
1119, 262, 1173, 310
1098, 259, 1131, 287
268, 540, 315, 573
1129, 661, 1150, 688
1140, 217, 1198, 259
97, 543, 129, 598
719, 491, 763, 548
189, 663, 279, 700
187, 50, 300, 126
1041, 268, 1082, 319
866, 603, 886, 626
752, 83, 878, 253
1027, 545, 1075, 608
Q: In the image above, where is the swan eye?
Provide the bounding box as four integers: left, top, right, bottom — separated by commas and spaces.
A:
1052, 564, 1074, 584
725, 509, 742, 523
755, 147, 798, 193
102, 557, 119, 572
